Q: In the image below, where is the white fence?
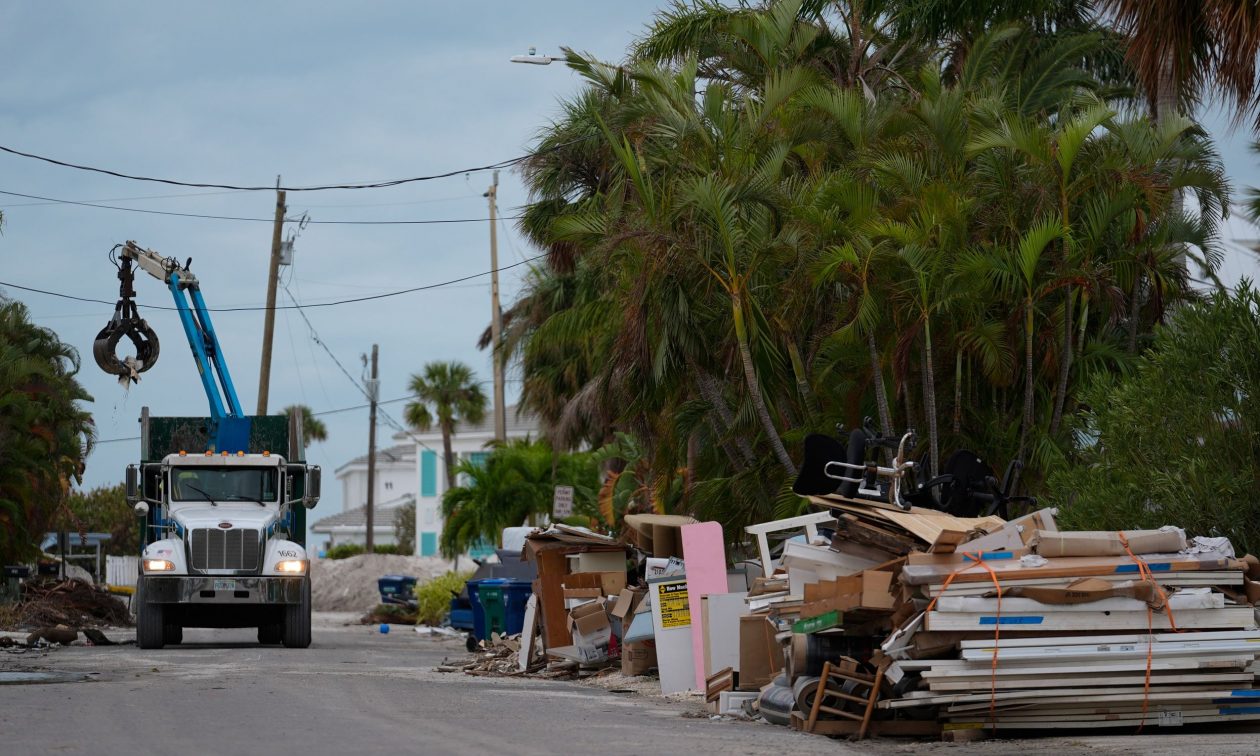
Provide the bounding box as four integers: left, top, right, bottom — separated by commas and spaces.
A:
105, 555, 138, 587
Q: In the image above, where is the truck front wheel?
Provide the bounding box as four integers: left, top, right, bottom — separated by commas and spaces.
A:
136, 578, 165, 650
282, 577, 311, 648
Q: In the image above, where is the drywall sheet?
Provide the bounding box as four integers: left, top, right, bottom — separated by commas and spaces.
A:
702, 591, 748, 676
650, 575, 695, 694
682, 521, 728, 690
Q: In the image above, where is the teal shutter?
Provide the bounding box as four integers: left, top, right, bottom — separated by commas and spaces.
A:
469, 451, 489, 469
421, 450, 437, 497
420, 532, 438, 556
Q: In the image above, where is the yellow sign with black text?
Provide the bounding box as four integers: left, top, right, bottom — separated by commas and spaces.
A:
657, 581, 690, 629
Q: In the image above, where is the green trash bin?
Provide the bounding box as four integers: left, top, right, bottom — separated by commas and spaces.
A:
479, 583, 508, 637
468, 578, 533, 640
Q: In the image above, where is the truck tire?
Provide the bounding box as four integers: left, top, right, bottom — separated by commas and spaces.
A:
282, 577, 311, 648
258, 623, 282, 645
136, 578, 165, 650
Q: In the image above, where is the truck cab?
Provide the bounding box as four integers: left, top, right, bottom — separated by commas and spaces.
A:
128, 410, 320, 648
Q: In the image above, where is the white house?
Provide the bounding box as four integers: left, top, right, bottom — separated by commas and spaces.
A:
310, 443, 417, 551
407, 404, 540, 557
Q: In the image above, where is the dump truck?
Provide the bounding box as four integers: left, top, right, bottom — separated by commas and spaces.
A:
95, 241, 321, 649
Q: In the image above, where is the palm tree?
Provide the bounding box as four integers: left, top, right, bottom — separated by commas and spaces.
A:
1102, 0, 1260, 128
0, 297, 95, 563
404, 361, 488, 491
281, 404, 327, 447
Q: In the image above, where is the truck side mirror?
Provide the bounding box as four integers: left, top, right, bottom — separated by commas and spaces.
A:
305, 466, 321, 509
125, 464, 140, 504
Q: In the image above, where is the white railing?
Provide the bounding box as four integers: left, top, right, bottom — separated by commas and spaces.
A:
106, 555, 139, 587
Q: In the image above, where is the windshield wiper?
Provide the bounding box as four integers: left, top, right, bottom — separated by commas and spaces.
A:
185, 485, 219, 506
228, 495, 268, 507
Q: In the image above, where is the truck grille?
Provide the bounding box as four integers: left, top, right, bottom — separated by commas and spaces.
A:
189, 529, 261, 572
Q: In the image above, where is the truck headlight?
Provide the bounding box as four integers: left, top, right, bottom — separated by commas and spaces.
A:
144, 559, 175, 572
275, 559, 307, 574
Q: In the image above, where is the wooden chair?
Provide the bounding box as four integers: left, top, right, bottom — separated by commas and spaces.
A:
803, 659, 885, 739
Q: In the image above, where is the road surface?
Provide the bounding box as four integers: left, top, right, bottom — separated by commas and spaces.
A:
3, 614, 1259, 755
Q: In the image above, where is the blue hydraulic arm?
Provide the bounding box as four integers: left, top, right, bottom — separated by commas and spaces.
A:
98, 241, 252, 452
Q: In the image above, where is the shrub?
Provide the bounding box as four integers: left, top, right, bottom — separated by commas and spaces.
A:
325, 543, 364, 560
324, 543, 406, 559
415, 571, 473, 626
1049, 285, 1260, 553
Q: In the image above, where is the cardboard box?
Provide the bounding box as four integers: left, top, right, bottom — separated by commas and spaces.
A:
610, 587, 646, 621
568, 600, 610, 636
1031, 529, 1186, 558
622, 640, 657, 675
799, 570, 895, 618
623, 514, 698, 558
738, 614, 782, 690
563, 570, 627, 597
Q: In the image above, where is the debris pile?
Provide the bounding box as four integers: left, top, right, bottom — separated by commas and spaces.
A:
444, 475, 1260, 741
8, 578, 131, 629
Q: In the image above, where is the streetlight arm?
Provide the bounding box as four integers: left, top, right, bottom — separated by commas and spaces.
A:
510, 55, 566, 65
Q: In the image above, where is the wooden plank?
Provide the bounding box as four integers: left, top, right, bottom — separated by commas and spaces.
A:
903, 553, 1242, 586
943, 711, 1260, 730
925, 607, 1256, 632
921, 656, 1254, 679
836, 514, 917, 555
945, 689, 1260, 713
926, 672, 1255, 692
883, 685, 1233, 709
959, 640, 1260, 663
958, 629, 1260, 649
878, 509, 1005, 545
927, 573, 1244, 596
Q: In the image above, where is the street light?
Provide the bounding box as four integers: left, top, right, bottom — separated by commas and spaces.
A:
510, 47, 566, 65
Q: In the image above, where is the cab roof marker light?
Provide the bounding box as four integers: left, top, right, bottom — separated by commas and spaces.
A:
179, 450, 187, 456
237, 451, 244, 457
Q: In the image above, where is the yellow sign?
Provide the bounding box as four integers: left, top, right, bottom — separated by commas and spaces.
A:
657, 581, 690, 629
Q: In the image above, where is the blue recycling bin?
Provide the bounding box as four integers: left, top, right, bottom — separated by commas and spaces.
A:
466, 578, 533, 641
377, 575, 417, 606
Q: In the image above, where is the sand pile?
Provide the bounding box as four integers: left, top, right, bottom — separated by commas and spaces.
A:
310, 553, 453, 612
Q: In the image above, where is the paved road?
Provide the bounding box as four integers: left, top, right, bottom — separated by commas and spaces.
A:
0, 615, 850, 756
4, 616, 1260, 756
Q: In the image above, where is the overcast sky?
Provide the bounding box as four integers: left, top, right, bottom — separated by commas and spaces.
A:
2, 2, 1257, 523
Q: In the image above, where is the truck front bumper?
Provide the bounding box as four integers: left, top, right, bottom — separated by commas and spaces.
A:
144, 576, 305, 604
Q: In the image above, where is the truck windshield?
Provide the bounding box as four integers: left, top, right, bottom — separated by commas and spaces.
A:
171, 467, 278, 504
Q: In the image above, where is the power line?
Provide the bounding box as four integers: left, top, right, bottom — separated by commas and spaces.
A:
91, 396, 415, 445
0, 254, 545, 312
0, 136, 591, 192
0, 188, 525, 225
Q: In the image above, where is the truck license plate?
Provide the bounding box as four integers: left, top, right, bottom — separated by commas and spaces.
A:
213, 580, 236, 591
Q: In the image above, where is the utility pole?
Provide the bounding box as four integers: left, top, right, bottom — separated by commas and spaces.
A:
485, 170, 506, 442
365, 344, 379, 552
257, 176, 287, 415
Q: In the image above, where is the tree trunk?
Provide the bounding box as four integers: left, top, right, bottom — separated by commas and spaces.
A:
441, 423, 457, 492
1018, 303, 1034, 463
691, 359, 755, 467
902, 380, 917, 434
1127, 273, 1142, 354
920, 321, 939, 480
787, 340, 821, 427
953, 349, 963, 435
867, 334, 894, 437
733, 291, 796, 476
1050, 287, 1074, 434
